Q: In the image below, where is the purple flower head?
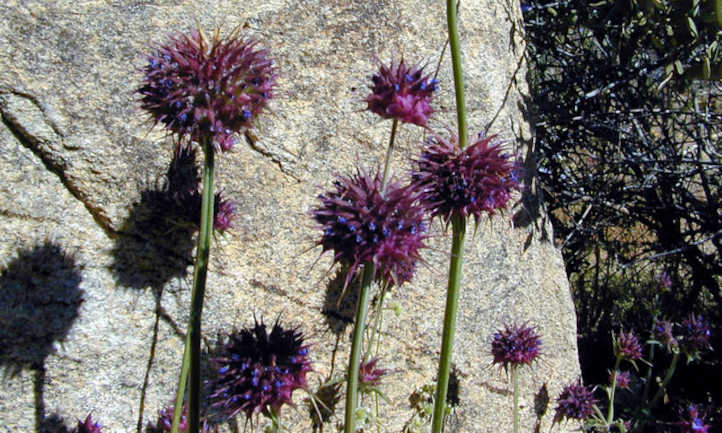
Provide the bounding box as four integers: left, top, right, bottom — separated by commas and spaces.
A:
490, 322, 542, 370
213, 193, 236, 232
412, 134, 521, 225
656, 271, 673, 289
366, 59, 436, 126
553, 382, 597, 423
678, 404, 710, 433
138, 29, 276, 151
680, 314, 712, 356
71, 415, 103, 433
615, 330, 643, 361
610, 370, 631, 389
654, 319, 678, 349
145, 404, 217, 433
209, 318, 311, 419
311, 170, 429, 288
359, 358, 388, 389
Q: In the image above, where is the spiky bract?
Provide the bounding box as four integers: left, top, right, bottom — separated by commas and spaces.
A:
359, 358, 387, 389
553, 382, 597, 423
490, 323, 541, 370
366, 59, 437, 126
610, 370, 631, 389
677, 404, 710, 433
145, 404, 217, 433
72, 415, 103, 433
311, 170, 428, 288
138, 29, 275, 151
680, 314, 711, 356
209, 319, 311, 419
615, 330, 642, 361
413, 134, 521, 225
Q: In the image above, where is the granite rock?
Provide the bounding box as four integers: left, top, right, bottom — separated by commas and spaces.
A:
0, 1, 580, 432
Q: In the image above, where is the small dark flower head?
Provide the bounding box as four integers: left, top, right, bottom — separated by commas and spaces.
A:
654, 319, 678, 350
209, 318, 312, 419
490, 322, 542, 370
359, 358, 388, 389
610, 370, 631, 390
412, 134, 521, 225
311, 170, 429, 288
213, 193, 236, 232
614, 330, 643, 361
677, 404, 710, 433
138, 29, 276, 151
145, 404, 217, 433
680, 314, 712, 357
656, 271, 673, 289
553, 382, 597, 423
71, 415, 103, 433
366, 59, 437, 126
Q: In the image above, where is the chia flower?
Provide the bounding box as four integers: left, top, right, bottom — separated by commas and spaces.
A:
553, 382, 597, 423
412, 134, 521, 225
610, 370, 631, 390
656, 271, 673, 289
358, 358, 388, 389
145, 404, 217, 433
213, 193, 236, 232
679, 314, 711, 356
614, 330, 643, 361
71, 415, 103, 433
677, 404, 710, 433
138, 29, 276, 151
366, 59, 437, 126
490, 322, 542, 370
208, 318, 311, 419
654, 319, 678, 349
311, 170, 428, 288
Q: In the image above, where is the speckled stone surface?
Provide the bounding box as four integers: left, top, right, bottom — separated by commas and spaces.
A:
0, 1, 579, 432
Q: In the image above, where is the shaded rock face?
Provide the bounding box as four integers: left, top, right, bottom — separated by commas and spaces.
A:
0, 1, 580, 432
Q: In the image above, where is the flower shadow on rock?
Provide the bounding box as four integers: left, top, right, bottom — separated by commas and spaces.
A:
0, 241, 84, 432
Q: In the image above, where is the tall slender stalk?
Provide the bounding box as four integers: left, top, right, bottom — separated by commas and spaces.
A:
431, 0, 470, 431
345, 264, 375, 433
431, 214, 466, 433
381, 119, 399, 191
649, 351, 680, 408
172, 138, 215, 433
606, 355, 622, 425
512, 365, 520, 433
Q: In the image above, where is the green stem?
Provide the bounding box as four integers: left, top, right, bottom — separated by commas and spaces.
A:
512, 365, 519, 433
447, 0, 468, 149
431, 214, 467, 433
650, 351, 679, 408
607, 355, 621, 425
381, 119, 399, 191
171, 138, 215, 433
344, 264, 375, 433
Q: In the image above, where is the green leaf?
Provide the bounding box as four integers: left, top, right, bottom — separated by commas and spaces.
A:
688, 17, 699, 39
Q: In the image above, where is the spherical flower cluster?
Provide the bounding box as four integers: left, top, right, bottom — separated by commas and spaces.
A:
358, 358, 388, 389
553, 382, 597, 423
145, 404, 217, 433
311, 170, 428, 288
72, 415, 103, 433
366, 59, 437, 126
213, 193, 237, 232
654, 319, 678, 349
610, 370, 631, 389
615, 330, 643, 361
490, 322, 542, 370
680, 314, 711, 356
209, 319, 311, 419
412, 134, 521, 224
138, 29, 275, 151
677, 404, 710, 433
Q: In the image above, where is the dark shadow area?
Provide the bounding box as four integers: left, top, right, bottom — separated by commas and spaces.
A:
321, 268, 358, 336
533, 383, 549, 433
39, 412, 70, 433
111, 146, 202, 433
0, 241, 83, 432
